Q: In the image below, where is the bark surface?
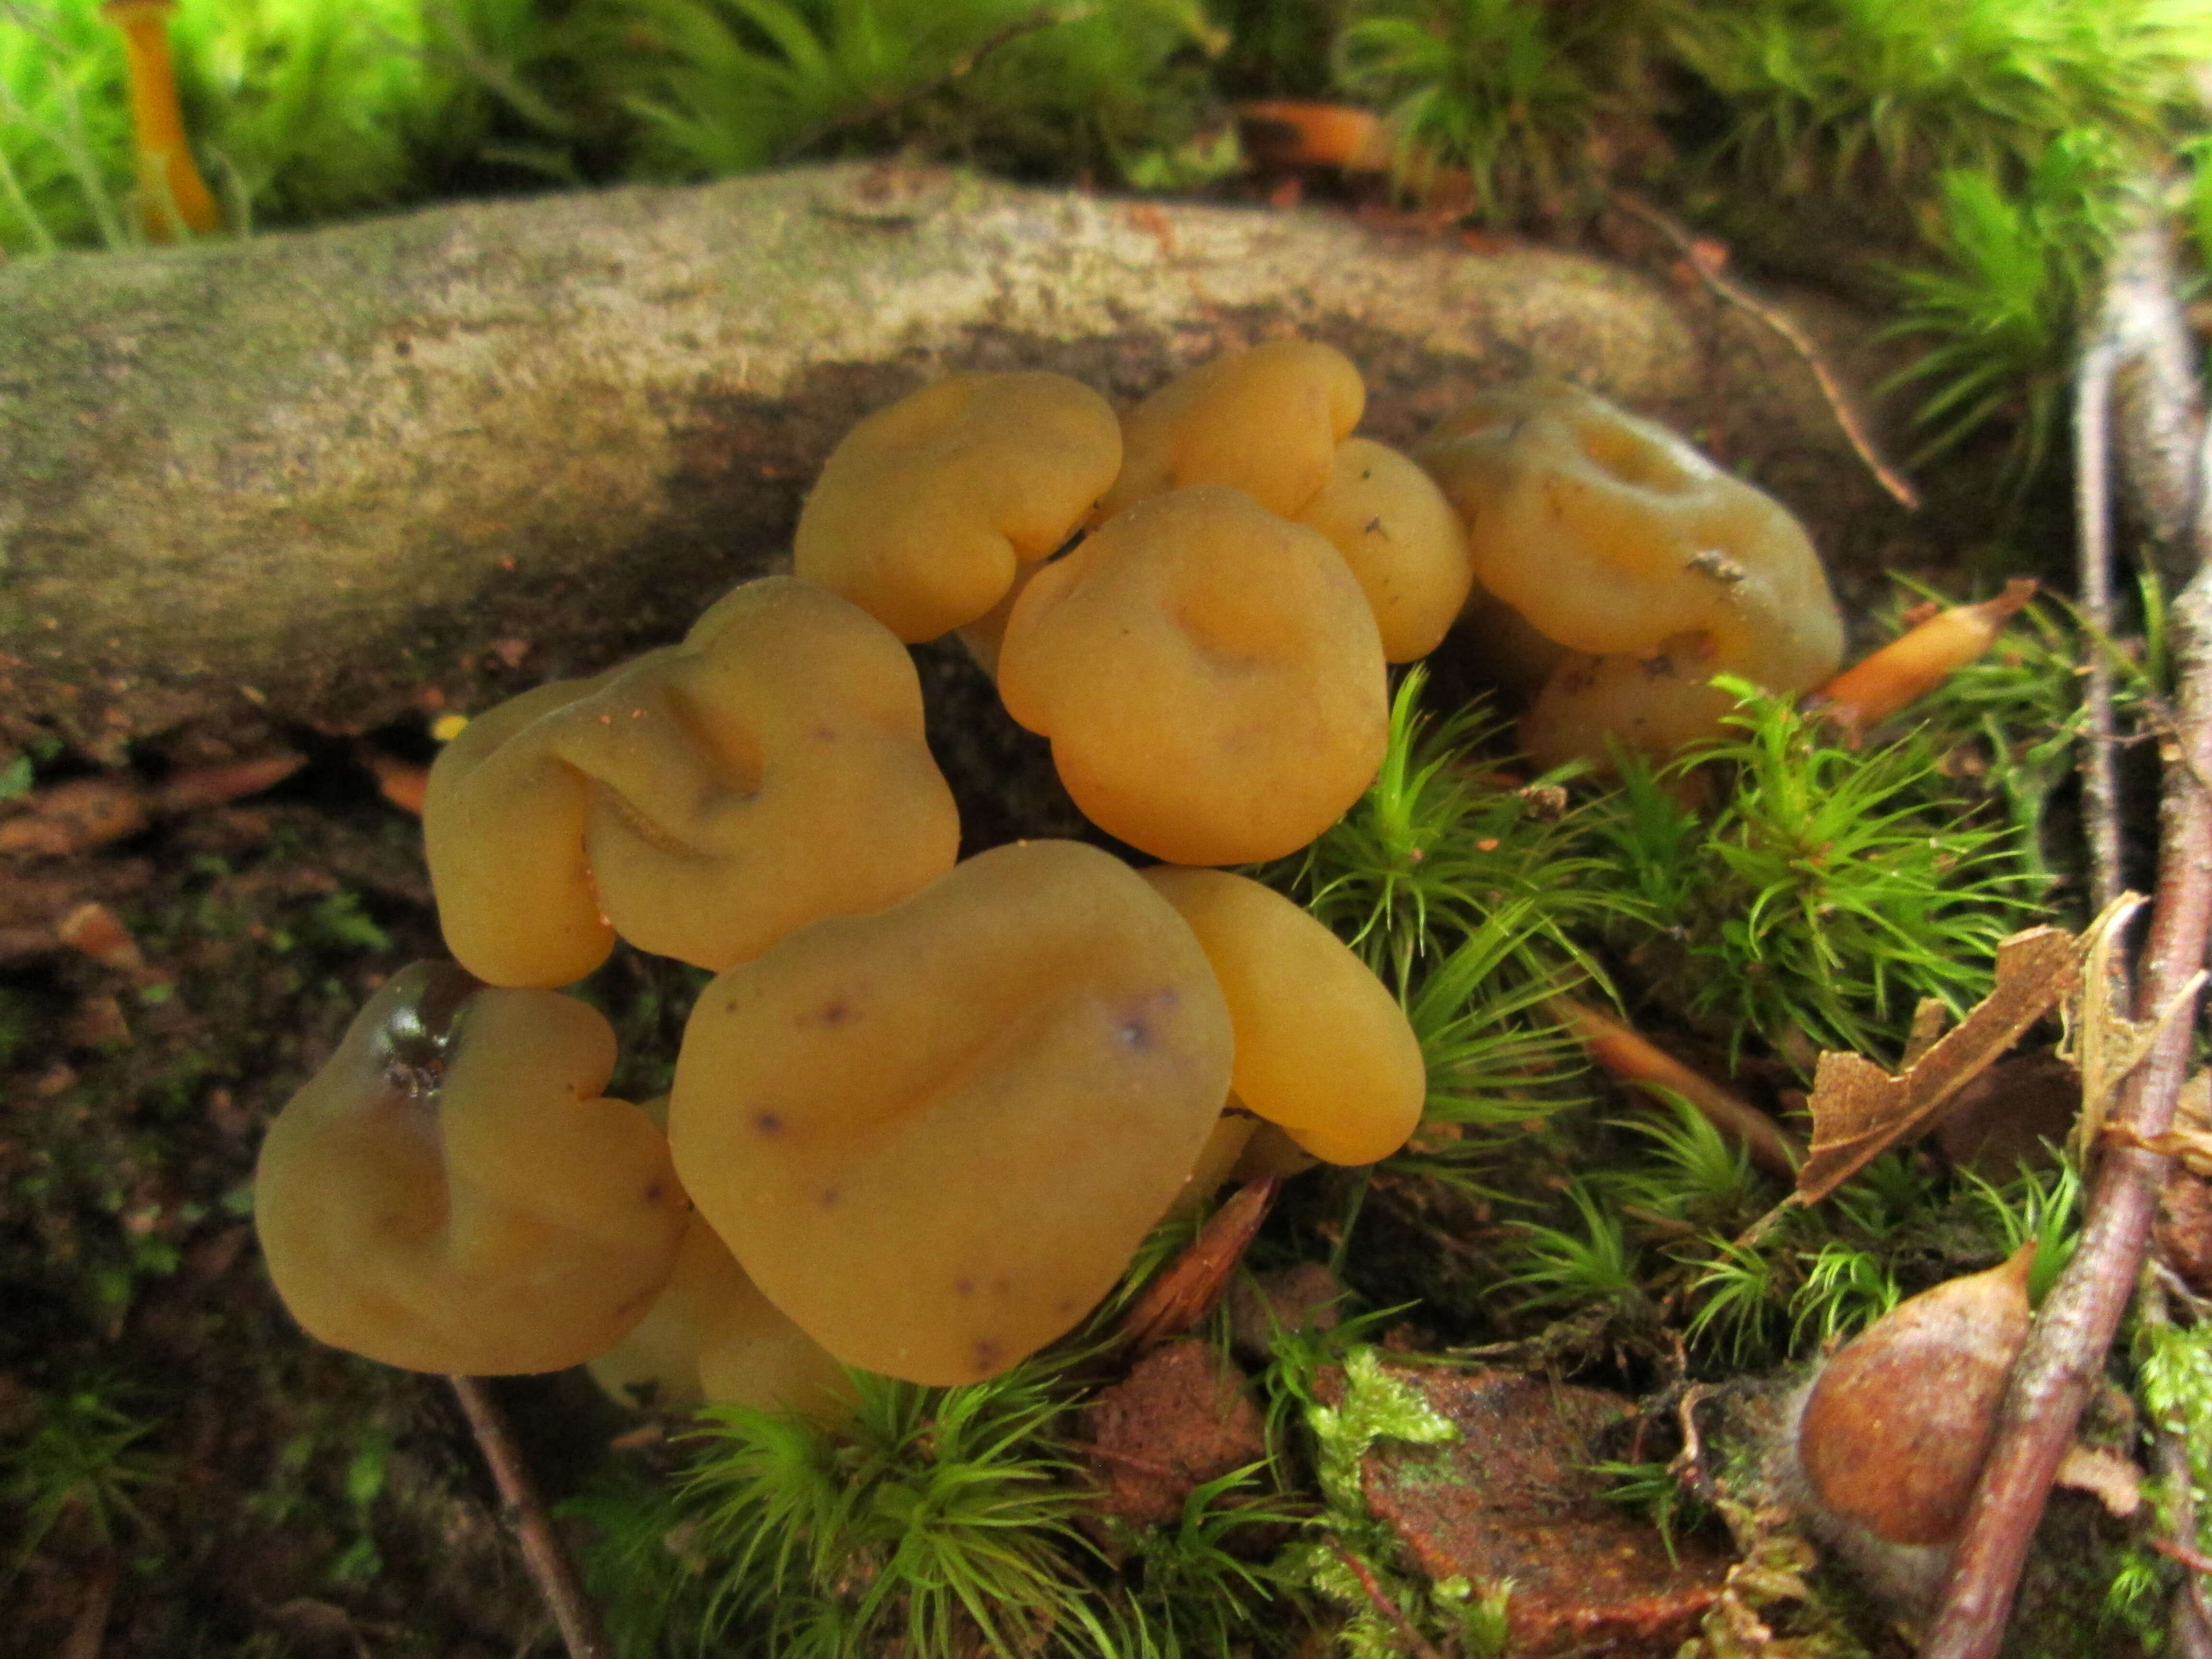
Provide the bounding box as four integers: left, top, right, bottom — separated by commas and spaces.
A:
0, 161, 1910, 757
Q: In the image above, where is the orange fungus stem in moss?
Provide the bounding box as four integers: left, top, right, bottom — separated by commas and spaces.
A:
102, 0, 222, 241
1809, 579, 2041, 742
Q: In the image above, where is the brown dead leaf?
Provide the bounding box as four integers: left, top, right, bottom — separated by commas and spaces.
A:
1120, 1177, 1278, 1350
2055, 1443, 2142, 1518
1796, 921, 2091, 1205
1901, 998, 1951, 1069
0, 752, 303, 859
360, 747, 430, 816
55, 902, 144, 973
148, 751, 305, 813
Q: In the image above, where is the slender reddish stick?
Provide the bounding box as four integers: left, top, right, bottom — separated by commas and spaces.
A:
449, 1375, 613, 1659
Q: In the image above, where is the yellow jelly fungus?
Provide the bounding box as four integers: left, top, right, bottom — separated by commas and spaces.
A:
1096, 339, 1366, 521
254, 962, 688, 1375
1417, 379, 1843, 768
669, 840, 1233, 1386
997, 485, 1388, 866
423, 576, 959, 986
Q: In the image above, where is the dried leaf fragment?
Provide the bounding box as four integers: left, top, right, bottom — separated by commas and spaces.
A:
1554, 997, 1801, 1178
1796, 921, 2089, 1205
1120, 1178, 1279, 1350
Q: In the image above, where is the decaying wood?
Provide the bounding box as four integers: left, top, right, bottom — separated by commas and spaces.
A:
0, 162, 1916, 760
1793, 923, 2088, 1206
1924, 249, 2212, 1659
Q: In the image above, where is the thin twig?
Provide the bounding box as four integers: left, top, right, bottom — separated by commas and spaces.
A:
448, 1375, 613, 1659
778, 5, 1092, 162
1331, 1541, 1451, 1659
1605, 190, 1919, 511
1922, 431, 2212, 1659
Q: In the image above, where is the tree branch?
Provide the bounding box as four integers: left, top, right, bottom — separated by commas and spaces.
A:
449, 1375, 613, 1659
1920, 394, 2212, 1659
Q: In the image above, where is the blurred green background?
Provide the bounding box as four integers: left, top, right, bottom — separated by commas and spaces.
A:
6, 0, 2212, 488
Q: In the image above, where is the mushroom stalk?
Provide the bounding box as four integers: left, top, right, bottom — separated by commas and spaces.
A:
1551, 996, 1802, 1179
102, 0, 221, 241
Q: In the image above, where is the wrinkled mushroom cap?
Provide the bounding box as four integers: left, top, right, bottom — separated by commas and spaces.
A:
589, 1212, 854, 1420
1518, 631, 1744, 772
424, 577, 959, 984
670, 839, 1233, 1385
1141, 867, 1426, 1165
1097, 340, 1366, 521
794, 372, 1123, 642
1295, 437, 1473, 662
997, 485, 1389, 866
255, 962, 688, 1375
1416, 380, 1843, 756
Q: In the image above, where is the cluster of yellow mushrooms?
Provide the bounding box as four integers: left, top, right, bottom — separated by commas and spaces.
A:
252, 342, 1844, 1414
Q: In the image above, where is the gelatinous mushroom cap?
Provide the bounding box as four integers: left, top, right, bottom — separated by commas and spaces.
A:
996, 485, 1389, 866
1517, 630, 1744, 772
1294, 438, 1473, 662
424, 576, 960, 985
793, 372, 1123, 642
1416, 381, 1843, 751
1097, 340, 1367, 521
589, 1212, 854, 1419
1141, 867, 1425, 1165
254, 962, 688, 1375
669, 839, 1234, 1385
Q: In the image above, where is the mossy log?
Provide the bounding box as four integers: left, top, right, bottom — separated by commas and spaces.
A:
0, 160, 1913, 759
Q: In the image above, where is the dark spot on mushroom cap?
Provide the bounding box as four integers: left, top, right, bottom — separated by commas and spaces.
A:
971, 1336, 1003, 1371
820, 1187, 841, 1208
954, 1276, 975, 1296
643, 1179, 667, 1203
753, 1110, 783, 1135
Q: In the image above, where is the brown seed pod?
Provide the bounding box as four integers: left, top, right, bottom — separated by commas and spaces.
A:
1797, 1244, 2035, 1546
